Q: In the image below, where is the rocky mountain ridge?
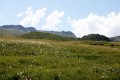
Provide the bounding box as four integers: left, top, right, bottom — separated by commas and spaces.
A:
0, 25, 76, 38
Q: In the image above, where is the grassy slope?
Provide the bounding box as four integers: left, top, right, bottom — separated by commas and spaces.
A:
20, 32, 76, 41
0, 36, 120, 80
0, 29, 26, 36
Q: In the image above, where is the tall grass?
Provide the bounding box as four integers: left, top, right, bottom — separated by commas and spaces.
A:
0, 37, 120, 80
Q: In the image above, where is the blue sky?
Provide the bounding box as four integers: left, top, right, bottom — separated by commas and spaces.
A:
0, 0, 120, 37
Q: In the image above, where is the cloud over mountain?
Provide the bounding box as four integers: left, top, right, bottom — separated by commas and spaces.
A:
41, 10, 64, 31
68, 12, 120, 37
18, 7, 46, 26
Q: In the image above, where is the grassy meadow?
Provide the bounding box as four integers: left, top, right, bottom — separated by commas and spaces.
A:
0, 36, 120, 80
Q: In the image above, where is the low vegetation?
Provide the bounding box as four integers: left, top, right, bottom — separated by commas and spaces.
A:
20, 32, 76, 41
0, 29, 26, 36
0, 36, 120, 80
80, 34, 110, 41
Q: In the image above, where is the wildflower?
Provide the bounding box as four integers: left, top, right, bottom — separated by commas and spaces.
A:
101, 75, 108, 78
17, 73, 19, 75
9, 66, 12, 69
101, 76, 105, 78
20, 72, 23, 75
59, 74, 61, 77
40, 67, 43, 69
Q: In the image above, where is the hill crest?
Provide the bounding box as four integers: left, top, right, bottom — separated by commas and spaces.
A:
0, 25, 76, 38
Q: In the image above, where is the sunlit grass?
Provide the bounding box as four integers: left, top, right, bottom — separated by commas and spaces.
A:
0, 37, 120, 80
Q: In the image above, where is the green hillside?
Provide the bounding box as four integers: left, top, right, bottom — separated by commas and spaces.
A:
0, 29, 26, 36
80, 34, 110, 41
20, 32, 76, 41
0, 37, 120, 80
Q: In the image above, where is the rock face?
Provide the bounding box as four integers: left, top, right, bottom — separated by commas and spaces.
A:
0, 25, 36, 32
110, 36, 120, 42
26, 27, 37, 32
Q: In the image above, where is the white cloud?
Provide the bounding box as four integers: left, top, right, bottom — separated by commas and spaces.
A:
18, 7, 46, 26
18, 13, 24, 17
68, 12, 120, 37
41, 10, 64, 31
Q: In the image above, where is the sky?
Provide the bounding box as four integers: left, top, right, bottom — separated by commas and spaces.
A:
0, 0, 120, 37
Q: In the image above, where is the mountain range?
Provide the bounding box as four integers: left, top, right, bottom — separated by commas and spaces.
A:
0, 25, 76, 38
0, 25, 36, 32
0, 25, 120, 42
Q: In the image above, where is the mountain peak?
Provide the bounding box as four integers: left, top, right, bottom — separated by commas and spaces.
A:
0, 25, 36, 32
0, 25, 76, 38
